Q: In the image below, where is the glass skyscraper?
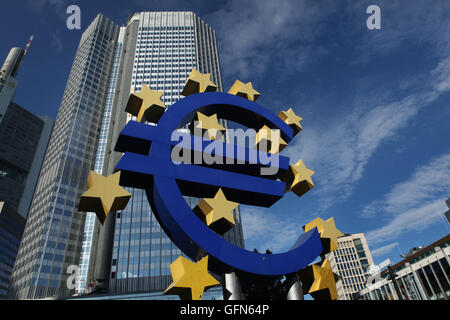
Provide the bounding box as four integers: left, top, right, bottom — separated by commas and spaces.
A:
0, 102, 53, 217
8, 15, 120, 299
9, 11, 244, 300
76, 26, 125, 294
0, 101, 52, 298
0, 44, 54, 219
84, 12, 245, 298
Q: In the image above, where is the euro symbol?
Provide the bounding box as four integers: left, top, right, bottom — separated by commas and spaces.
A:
115, 92, 322, 276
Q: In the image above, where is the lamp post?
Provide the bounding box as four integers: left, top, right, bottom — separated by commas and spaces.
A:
387, 266, 403, 300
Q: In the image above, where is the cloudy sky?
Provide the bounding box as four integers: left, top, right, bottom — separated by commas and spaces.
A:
1, 0, 449, 266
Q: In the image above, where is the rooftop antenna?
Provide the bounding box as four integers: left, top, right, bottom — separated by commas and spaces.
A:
4, 35, 35, 80
24, 35, 34, 56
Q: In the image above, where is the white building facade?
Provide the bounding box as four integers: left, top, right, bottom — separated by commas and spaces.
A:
326, 233, 375, 300
358, 235, 450, 300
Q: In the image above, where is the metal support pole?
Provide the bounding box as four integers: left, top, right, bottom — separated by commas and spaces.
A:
436, 256, 450, 286
435, 247, 450, 291
285, 273, 304, 300
93, 211, 117, 293
406, 262, 426, 300
223, 271, 243, 300
429, 259, 448, 300
399, 276, 412, 300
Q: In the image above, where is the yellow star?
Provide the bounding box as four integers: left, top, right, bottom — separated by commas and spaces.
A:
280, 160, 315, 197
125, 84, 166, 123
278, 108, 303, 135
298, 258, 338, 300
255, 125, 288, 154
194, 189, 239, 235
164, 256, 220, 300
78, 171, 131, 224
228, 80, 260, 102
182, 69, 217, 96
303, 217, 344, 254
194, 112, 226, 140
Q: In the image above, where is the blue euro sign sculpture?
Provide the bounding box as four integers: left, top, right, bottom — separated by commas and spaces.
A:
114, 92, 322, 276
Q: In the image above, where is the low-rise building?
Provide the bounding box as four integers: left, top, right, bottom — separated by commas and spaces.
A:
358, 234, 450, 300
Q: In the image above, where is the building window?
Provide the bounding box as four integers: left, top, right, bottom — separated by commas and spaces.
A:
440, 257, 450, 280
417, 268, 433, 299
431, 261, 450, 298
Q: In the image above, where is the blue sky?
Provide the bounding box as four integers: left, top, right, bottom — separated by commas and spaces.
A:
1, 0, 449, 267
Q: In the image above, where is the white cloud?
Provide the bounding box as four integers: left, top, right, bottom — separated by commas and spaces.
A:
432, 56, 450, 92
365, 199, 447, 245
283, 91, 430, 211
362, 153, 450, 218
371, 242, 399, 258
27, 0, 69, 20
282, 55, 450, 212
51, 32, 63, 52
239, 205, 305, 253
360, 152, 450, 246
351, 1, 450, 64
205, 0, 337, 82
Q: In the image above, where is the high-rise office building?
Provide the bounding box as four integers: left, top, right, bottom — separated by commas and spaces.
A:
8, 15, 120, 299
0, 40, 53, 299
75, 24, 127, 295
0, 202, 26, 299
82, 12, 244, 298
326, 233, 375, 300
0, 41, 52, 219
0, 102, 53, 218
0, 47, 22, 125
9, 11, 244, 300
0, 38, 33, 127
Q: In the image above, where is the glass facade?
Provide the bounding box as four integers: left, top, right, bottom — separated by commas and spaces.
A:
8, 15, 120, 299
110, 188, 182, 293
416, 259, 450, 300
0, 102, 46, 211
77, 33, 124, 294
8, 11, 245, 300
71, 286, 223, 300
358, 237, 450, 300
102, 12, 244, 297
0, 203, 25, 298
